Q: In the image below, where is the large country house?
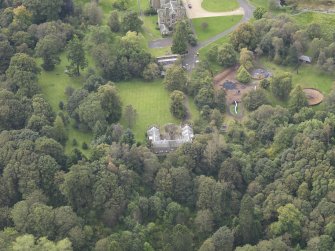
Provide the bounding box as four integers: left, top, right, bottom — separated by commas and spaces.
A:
150, 0, 186, 35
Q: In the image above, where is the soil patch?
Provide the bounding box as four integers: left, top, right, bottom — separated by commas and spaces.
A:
214, 67, 258, 104
303, 88, 324, 106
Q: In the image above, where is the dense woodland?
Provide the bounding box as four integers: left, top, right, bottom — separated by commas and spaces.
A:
1, 0, 335, 250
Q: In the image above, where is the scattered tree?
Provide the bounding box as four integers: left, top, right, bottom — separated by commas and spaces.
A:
124, 105, 137, 128
35, 35, 62, 71
242, 88, 269, 111
288, 85, 308, 114
170, 90, 187, 119
66, 35, 87, 77
270, 72, 292, 100
217, 43, 237, 67
236, 65, 251, 84
164, 65, 187, 92
121, 12, 143, 33
253, 7, 266, 20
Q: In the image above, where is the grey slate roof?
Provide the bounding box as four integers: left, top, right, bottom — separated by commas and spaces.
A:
147, 125, 194, 154
299, 55, 312, 63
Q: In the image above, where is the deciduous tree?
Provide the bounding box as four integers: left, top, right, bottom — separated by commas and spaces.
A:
35, 35, 62, 71
288, 85, 308, 114
217, 43, 237, 67
170, 90, 187, 119
270, 72, 292, 100
66, 35, 87, 76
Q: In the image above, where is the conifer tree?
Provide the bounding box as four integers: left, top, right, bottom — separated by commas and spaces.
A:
171, 22, 188, 54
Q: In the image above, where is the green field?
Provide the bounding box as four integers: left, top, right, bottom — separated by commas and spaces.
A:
75, 0, 139, 13
148, 46, 171, 57
249, 0, 269, 9
38, 54, 93, 155
142, 15, 161, 40
293, 12, 335, 41
117, 80, 199, 141
201, 0, 239, 12
261, 59, 335, 94
192, 15, 242, 42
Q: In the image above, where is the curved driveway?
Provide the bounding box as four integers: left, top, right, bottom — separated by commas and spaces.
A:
183, 0, 254, 70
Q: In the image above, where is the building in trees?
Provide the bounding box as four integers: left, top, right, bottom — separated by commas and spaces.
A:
298, 55, 312, 64
153, 0, 186, 35
156, 54, 181, 75
147, 124, 194, 154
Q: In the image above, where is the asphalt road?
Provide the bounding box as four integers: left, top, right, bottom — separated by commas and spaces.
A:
182, 0, 254, 70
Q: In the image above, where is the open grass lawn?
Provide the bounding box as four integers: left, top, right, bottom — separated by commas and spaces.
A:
117, 79, 199, 141
249, 0, 269, 9
142, 15, 161, 40
38, 54, 93, 155
293, 12, 335, 41
148, 46, 171, 57
201, 0, 239, 12
260, 59, 335, 94
192, 15, 242, 42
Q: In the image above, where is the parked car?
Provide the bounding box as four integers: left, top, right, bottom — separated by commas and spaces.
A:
188, 3, 192, 8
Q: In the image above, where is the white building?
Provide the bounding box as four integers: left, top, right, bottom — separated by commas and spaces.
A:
147, 125, 194, 154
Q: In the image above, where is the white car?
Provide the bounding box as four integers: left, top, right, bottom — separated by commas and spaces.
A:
188, 3, 192, 8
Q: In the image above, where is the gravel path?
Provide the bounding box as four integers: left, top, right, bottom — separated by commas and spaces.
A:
149, 38, 173, 48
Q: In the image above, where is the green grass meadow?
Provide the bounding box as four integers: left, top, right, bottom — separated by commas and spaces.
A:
201, 0, 239, 12
249, 0, 269, 9
38, 54, 93, 155
192, 15, 242, 42
293, 12, 335, 41
261, 59, 335, 94
117, 79, 199, 142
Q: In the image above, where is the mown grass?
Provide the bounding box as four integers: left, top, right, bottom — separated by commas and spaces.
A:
192, 15, 242, 42
117, 79, 199, 142
293, 12, 335, 41
142, 15, 161, 40
148, 46, 171, 57
248, 0, 269, 9
38, 53, 93, 155
201, 0, 239, 12
260, 58, 335, 94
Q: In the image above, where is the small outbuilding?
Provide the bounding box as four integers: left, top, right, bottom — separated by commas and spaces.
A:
299, 55, 312, 64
